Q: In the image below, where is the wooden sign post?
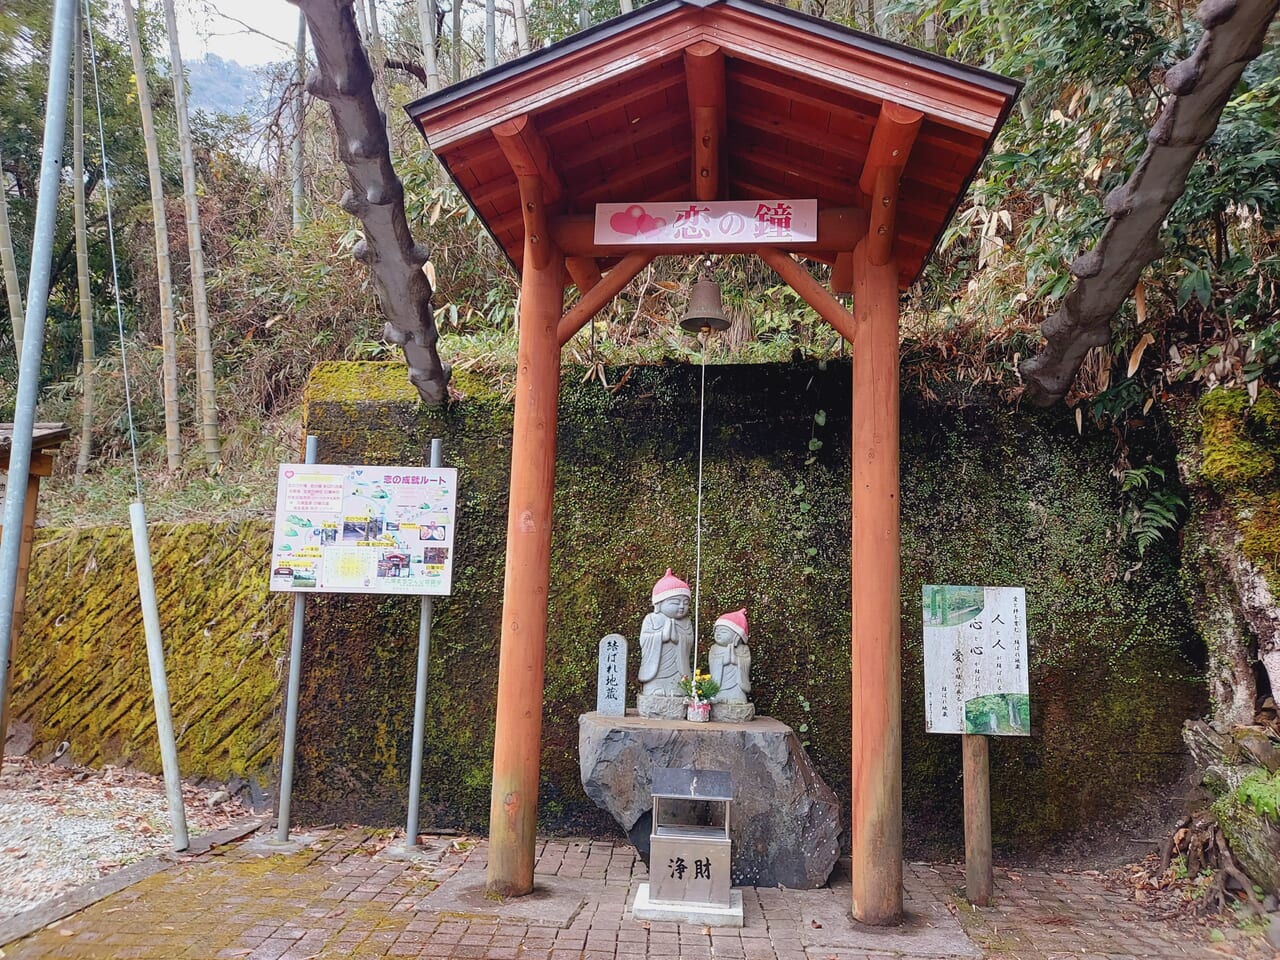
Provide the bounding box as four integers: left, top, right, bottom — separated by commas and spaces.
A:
961, 733, 993, 905
922, 585, 1029, 908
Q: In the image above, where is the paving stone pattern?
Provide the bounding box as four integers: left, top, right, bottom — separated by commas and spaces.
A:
2, 828, 1270, 959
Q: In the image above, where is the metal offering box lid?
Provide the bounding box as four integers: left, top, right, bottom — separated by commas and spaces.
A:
650, 768, 733, 801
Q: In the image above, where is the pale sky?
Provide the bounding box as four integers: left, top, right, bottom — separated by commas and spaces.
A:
173, 0, 302, 67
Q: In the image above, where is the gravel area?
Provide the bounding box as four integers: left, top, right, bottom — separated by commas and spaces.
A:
0, 755, 250, 922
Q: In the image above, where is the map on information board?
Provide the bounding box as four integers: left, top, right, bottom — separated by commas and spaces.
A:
923, 585, 1029, 736
268, 463, 458, 595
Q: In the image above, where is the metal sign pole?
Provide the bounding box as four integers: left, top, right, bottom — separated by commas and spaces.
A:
404, 437, 443, 850
0, 0, 76, 753
274, 434, 318, 843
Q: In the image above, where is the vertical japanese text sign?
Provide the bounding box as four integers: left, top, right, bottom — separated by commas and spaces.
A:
923, 585, 1029, 735
597, 634, 626, 716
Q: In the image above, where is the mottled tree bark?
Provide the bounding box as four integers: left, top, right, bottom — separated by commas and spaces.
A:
1184, 501, 1261, 727
292, 0, 450, 405
1020, 0, 1280, 406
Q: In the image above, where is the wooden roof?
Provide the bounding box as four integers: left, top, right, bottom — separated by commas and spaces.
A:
0, 423, 71, 458
405, 0, 1020, 289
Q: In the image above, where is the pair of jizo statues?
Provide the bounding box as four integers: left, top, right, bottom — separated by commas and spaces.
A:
639, 568, 751, 704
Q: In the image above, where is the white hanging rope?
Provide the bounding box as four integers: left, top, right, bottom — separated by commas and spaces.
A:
82, 0, 143, 500
692, 335, 708, 674
83, 0, 188, 850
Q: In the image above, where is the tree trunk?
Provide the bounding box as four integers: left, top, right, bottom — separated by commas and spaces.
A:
73, 7, 95, 477
292, 0, 451, 405
124, 0, 182, 471
1183, 501, 1261, 727
293, 12, 309, 229
0, 147, 24, 360
415, 0, 442, 92
163, 0, 221, 467
1020, 0, 1280, 406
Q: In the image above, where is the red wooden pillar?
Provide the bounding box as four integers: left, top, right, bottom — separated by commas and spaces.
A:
486, 174, 564, 897
849, 235, 903, 925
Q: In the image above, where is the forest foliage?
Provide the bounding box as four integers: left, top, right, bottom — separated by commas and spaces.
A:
0, 0, 1276, 534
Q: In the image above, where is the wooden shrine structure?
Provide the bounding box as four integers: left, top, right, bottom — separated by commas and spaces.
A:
407, 0, 1018, 924
0, 422, 69, 767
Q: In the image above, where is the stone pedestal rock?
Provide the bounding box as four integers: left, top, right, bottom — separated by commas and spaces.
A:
578, 712, 840, 888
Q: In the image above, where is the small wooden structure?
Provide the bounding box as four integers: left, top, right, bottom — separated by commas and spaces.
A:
0, 422, 70, 761
408, 0, 1018, 924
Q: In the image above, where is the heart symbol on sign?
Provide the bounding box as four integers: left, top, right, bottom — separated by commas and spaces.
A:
636, 214, 666, 235
284, 470, 294, 479
609, 204, 647, 236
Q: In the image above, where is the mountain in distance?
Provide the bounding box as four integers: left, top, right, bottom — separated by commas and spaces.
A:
184, 53, 271, 118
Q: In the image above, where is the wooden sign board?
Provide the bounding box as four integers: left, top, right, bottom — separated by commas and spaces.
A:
594, 199, 818, 246
922, 585, 1029, 735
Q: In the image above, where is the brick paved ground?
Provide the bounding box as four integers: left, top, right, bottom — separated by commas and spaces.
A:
2, 828, 1270, 959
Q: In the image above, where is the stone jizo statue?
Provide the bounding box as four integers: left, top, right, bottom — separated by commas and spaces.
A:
709, 608, 751, 704
638, 569, 694, 697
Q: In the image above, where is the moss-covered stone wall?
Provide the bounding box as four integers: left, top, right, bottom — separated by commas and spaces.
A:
12, 522, 290, 795
294, 359, 1204, 853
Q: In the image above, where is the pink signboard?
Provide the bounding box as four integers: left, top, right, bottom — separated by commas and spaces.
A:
593, 200, 818, 246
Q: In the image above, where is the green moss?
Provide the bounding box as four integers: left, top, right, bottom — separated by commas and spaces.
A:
18, 359, 1203, 851
306, 360, 420, 405
1235, 769, 1280, 821
1200, 387, 1280, 488
284, 358, 1203, 851
1242, 495, 1280, 595
13, 521, 290, 785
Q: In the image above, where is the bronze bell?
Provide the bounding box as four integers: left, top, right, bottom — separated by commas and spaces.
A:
680, 277, 732, 333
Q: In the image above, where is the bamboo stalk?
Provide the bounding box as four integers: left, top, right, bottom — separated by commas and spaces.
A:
416, 0, 441, 92
0, 146, 23, 357
73, 6, 96, 477
124, 0, 182, 471
162, 0, 220, 466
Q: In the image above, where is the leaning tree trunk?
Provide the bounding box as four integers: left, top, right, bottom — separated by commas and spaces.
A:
124, 0, 182, 471
1020, 0, 1280, 405
73, 8, 96, 477
292, 0, 451, 405
163, 0, 221, 467
0, 147, 24, 358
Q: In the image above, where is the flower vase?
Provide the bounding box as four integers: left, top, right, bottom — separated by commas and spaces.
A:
686, 701, 711, 722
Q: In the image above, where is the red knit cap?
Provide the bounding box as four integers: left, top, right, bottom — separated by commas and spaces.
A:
651, 568, 691, 603
714, 608, 748, 639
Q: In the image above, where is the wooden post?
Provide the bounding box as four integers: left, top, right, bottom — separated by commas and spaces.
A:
486, 174, 564, 897
0, 463, 45, 767
962, 733, 993, 905
849, 236, 902, 925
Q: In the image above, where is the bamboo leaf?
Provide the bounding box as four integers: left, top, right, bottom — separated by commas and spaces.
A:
1127, 333, 1155, 378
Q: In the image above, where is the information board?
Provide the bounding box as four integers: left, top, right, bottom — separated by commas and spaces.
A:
922, 585, 1029, 736
269, 463, 457, 595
